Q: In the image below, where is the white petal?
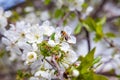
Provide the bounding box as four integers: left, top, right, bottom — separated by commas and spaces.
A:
60, 42, 70, 52
67, 36, 76, 44
32, 43, 38, 51
4, 11, 12, 17
64, 26, 72, 35
0, 7, 4, 15
29, 77, 39, 80
48, 40, 56, 47
35, 70, 50, 79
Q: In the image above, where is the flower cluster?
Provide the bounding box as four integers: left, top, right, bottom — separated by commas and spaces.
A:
52, 0, 93, 19
54, 0, 84, 11
2, 19, 78, 79
0, 7, 12, 34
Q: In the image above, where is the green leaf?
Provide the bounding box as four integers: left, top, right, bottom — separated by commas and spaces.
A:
83, 17, 96, 31
105, 32, 116, 38
0, 49, 6, 58
82, 3, 88, 9
96, 25, 103, 36
92, 56, 101, 65
54, 9, 64, 18
74, 22, 82, 35
44, 0, 51, 5
93, 33, 103, 42
16, 70, 31, 80
97, 16, 106, 26
50, 33, 55, 40
78, 48, 96, 74
93, 73, 108, 80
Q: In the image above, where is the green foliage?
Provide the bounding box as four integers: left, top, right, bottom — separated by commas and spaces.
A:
54, 9, 64, 18
74, 22, 82, 35
96, 16, 106, 26
50, 33, 55, 40
73, 48, 108, 80
38, 41, 52, 56
83, 17, 96, 31
10, 11, 20, 22
44, 0, 51, 5
16, 70, 31, 80
82, 17, 108, 42
82, 3, 88, 9
0, 49, 6, 58
38, 41, 61, 57
92, 56, 101, 65
105, 32, 116, 38
78, 48, 96, 74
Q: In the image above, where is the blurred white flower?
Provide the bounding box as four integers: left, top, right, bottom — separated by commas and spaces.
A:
0, 7, 12, 33
29, 77, 39, 80
64, 50, 78, 64
34, 70, 51, 79
72, 69, 79, 77
40, 21, 55, 36
60, 42, 70, 52
69, 0, 84, 11
4, 11, 12, 18
40, 11, 50, 21
26, 52, 37, 63
26, 24, 43, 43
25, 6, 34, 12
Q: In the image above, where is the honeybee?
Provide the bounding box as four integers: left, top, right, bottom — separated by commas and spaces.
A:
61, 31, 69, 41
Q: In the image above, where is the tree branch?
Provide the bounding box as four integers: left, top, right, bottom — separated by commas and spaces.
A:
106, 15, 120, 22
51, 55, 64, 80
56, 12, 72, 27
92, 0, 108, 18
83, 27, 91, 52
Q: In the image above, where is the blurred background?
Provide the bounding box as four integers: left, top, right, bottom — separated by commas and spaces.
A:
0, 0, 120, 80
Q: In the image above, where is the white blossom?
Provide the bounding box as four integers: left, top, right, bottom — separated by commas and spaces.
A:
40, 11, 50, 21
40, 21, 55, 36
72, 69, 79, 77
26, 52, 37, 63
34, 70, 51, 79
26, 24, 43, 43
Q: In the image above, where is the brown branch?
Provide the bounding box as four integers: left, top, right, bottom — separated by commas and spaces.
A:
83, 27, 91, 52
92, 0, 108, 18
104, 38, 115, 47
106, 15, 120, 22
97, 72, 118, 77
51, 55, 64, 80
56, 12, 72, 27
75, 10, 91, 52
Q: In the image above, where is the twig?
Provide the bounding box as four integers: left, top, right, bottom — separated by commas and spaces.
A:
83, 27, 91, 52
104, 38, 120, 52
51, 55, 64, 80
44, 58, 57, 70
56, 12, 72, 27
75, 10, 91, 52
106, 15, 120, 22
104, 38, 115, 47
97, 72, 118, 77
92, 0, 108, 18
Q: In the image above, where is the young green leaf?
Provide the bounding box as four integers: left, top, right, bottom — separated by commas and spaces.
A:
105, 32, 116, 38
74, 22, 82, 35
54, 9, 64, 18
44, 0, 51, 5
78, 48, 96, 74
50, 33, 55, 40
93, 56, 101, 65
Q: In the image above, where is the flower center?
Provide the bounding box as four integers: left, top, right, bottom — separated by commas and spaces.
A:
28, 54, 34, 59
